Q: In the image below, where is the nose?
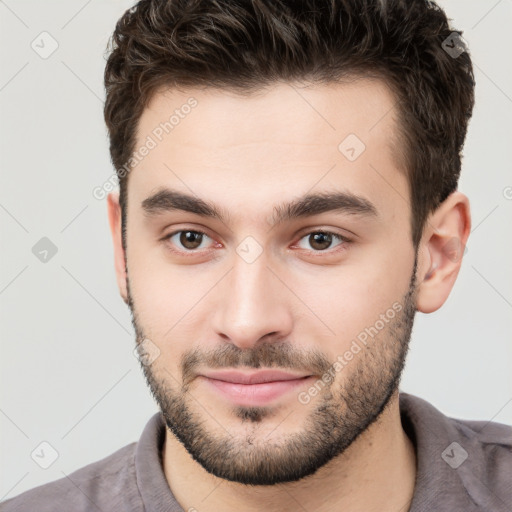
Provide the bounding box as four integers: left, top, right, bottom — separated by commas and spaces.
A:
211, 251, 293, 350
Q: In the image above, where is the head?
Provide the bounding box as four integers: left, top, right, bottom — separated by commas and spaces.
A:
104, 0, 473, 485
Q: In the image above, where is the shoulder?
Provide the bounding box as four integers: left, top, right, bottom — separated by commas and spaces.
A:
400, 392, 512, 511
0, 442, 142, 512
449, 413, 512, 507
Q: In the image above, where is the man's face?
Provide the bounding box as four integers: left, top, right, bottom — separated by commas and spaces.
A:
123, 79, 418, 485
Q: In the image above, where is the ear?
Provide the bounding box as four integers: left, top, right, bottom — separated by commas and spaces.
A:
416, 191, 471, 314
107, 192, 128, 305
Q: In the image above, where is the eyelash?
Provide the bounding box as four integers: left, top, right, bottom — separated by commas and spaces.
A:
161, 228, 351, 257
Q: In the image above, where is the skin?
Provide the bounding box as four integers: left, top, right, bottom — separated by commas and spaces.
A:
107, 79, 471, 512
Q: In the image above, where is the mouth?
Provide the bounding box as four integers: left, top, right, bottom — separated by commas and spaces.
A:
198, 369, 315, 406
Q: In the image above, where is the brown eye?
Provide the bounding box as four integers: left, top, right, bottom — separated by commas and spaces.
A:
309, 232, 333, 250
165, 230, 211, 252
179, 231, 203, 249
295, 231, 348, 253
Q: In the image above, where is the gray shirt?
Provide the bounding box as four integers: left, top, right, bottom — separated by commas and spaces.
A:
1, 392, 511, 511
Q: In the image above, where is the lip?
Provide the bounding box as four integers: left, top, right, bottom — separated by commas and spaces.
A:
198, 370, 315, 407
201, 369, 311, 384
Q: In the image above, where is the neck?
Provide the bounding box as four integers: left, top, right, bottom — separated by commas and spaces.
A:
162, 390, 417, 512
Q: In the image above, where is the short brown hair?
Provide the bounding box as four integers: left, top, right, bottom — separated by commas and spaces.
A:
104, 0, 475, 250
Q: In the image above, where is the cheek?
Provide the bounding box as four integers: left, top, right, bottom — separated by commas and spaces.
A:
127, 246, 219, 351
293, 253, 412, 350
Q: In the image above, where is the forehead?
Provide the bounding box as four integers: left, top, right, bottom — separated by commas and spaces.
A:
128, 79, 408, 228
139, 78, 401, 155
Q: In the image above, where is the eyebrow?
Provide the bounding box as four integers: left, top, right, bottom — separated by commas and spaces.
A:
141, 187, 379, 226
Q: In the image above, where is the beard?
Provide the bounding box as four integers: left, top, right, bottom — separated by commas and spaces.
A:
126, 256, 418, 486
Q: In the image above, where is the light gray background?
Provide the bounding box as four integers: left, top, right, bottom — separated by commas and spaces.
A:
1, 0, 511, 501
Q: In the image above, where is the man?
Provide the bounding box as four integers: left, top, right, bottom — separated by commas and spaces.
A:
2, 0, 511, 511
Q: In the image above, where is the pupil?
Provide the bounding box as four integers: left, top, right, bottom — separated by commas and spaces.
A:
311, 232, 331, 250
181, 231, 202, 249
